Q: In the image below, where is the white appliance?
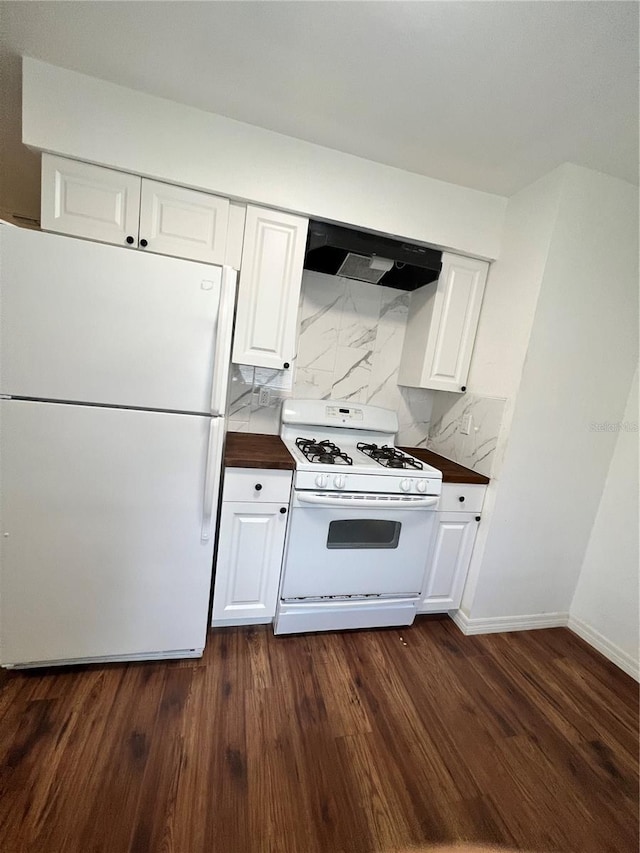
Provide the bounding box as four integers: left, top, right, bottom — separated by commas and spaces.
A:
275, 399, 442, 634
0, 225, 236, 667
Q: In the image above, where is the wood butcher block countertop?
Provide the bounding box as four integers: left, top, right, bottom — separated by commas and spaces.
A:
399, 446, 490, 485
225, 432, 488, 483
224, 432, 295, 470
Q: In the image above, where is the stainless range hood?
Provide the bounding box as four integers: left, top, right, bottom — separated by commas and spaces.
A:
304, 220, 442, 291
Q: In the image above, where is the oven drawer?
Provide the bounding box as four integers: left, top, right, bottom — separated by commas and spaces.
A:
438, 483, 486, 513
223, 468, 293, 503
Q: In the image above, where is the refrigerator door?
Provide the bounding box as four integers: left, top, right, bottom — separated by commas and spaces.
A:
0, 226, 236, 415
0, 399, 224, 666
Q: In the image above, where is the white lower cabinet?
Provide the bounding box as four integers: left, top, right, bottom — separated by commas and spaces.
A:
212, 469, 292, 626
419, 483, 486, 613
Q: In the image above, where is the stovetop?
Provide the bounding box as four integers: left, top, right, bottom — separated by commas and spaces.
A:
295, 438, 353, 466
294, 437, 427, 471
280, 399, 443, 495
282, 435, 442, 495
356, 442, 424, 470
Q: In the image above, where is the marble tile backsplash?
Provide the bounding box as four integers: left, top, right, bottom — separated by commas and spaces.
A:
294, 271, 435, 445
427, 391, 506, 477
227, 270, 435, 443
227, 364, 290, 434
226, 269, 504, 476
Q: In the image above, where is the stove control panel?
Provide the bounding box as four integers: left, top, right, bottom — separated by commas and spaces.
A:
295, 470, 442, 496
326, 405, 363, 424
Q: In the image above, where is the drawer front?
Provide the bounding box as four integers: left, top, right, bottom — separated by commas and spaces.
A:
439, 483, 486, 514
223, 467, 292, 504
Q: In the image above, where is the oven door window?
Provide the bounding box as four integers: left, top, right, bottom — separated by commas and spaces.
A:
326, 519, 401, 549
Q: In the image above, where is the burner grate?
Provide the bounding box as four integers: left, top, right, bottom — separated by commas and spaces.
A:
356, 442, 424, 470
296, 437, 353, 466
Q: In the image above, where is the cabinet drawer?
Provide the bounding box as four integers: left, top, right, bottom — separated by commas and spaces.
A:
223, 467, 292, 503
439, 483, 486, 513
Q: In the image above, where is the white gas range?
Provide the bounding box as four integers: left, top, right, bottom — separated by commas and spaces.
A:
274, 399, 442, 635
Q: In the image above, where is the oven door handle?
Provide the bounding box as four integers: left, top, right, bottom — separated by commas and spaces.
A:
296, 492, 439, 509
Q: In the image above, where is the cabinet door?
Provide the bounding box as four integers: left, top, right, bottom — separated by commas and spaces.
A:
212, 501, 288, 626
232, 205, 308, 369
138, 179, 229, 264
398, 253, 488, 393
418, 512, 479, 613
423, 254, 488, 392
41, 154, 141, 247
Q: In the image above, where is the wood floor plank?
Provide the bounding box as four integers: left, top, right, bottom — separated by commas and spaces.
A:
336, 731, 422, 852
0, 620, 637, 853
311, 632, 373, 737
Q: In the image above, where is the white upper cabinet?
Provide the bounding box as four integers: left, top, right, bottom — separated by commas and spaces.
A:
398, 252, 489, 393
232, 205, 308, 370
41, 155, 141, 246
138, 179, 229, 264
41, 155, 230, 265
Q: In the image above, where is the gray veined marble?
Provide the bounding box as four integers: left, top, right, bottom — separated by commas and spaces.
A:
397, 387, 434, 447
297, 271, 343, 372
330, 347, 373, 402
295, 366, 334, 400
337, 280, 381, 350
228, 365, 254, 419
366, 286, 410, 413
227, 270, 445, 446
427, 391, 506, 477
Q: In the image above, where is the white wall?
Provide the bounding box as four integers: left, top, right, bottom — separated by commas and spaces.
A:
467, 167, 564, 401
459, 167, 565, 609
569, 370, 639, 679
467, 164, 638, 621
427, 167, 566, 494
21, 59, 506, 260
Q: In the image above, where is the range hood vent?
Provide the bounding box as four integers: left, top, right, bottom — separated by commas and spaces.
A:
304, 221, 442, 291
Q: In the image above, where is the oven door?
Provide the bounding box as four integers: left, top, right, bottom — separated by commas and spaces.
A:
281, 491, 438, 599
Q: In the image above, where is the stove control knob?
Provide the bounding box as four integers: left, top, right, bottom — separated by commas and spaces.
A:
400, 478, 411, 492
315, 473, 328, 489
416, 480, 428, 493
334, 474, 346, 489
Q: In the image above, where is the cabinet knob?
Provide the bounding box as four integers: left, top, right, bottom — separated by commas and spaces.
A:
280, 507, 287, 514
125, 236, 135, 245
458, 496, 465, 502
475, 516, 481, 522
139, 238, 148, 248
461, 385, 467, 392
254, 483, 262, 491
283, 362, 290, 369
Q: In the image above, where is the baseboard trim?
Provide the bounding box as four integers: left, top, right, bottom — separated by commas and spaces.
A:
568, 615, 639, 682
450, 609, 569, 635
450, 609, 639, 681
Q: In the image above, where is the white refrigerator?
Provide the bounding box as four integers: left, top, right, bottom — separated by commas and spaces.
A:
0, 225, 236, 667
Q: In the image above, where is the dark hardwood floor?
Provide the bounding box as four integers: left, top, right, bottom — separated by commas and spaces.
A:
0, 617, 637, 853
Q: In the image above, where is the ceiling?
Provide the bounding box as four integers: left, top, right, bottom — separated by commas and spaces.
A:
0, 1, 638, 219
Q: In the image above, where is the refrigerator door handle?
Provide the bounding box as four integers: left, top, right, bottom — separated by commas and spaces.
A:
209, 266, 237, 416
201, 417, 223, 541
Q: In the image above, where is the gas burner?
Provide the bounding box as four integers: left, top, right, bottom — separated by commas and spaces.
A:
296, 437, 353, 466
356, 442, 424, 471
